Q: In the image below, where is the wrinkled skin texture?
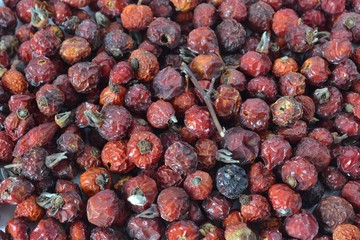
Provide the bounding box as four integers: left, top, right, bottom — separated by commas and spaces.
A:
260, 135, 292, 170
30, 218, 67, 240
314, 196, 355, 233
126, 215, 163, 240
221, 127, 260, 165
284, 211, 319, 240
157, 187, 190, 222
164, 141, 198, 175
268, 183, 302, 217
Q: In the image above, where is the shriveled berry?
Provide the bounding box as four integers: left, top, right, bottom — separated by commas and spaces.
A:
29, 218, 66, 240
322, 38, 353, 64
281, 156, 318, 191
240, 98, 270, 132
240, 51, 272, 77
272, 56, 299, 77
121, 4, 153, 31
224, 223, 256, 240
59, 36, 91, 65
147, 17, 181, 49
188, 27, 219, 54
284, 211, 319, 240
36, 84, 65, 116
336, 146, 360, 179
260, 135, 292, 170
330, 59, 358, 90
183, 170, 213, 200
246, 76, 278, 102
272, 8, 299, 38
166, 220, 199, 240
123, 174, 158, 212
0, 131, 14, 163
101, 141, 134, 173
0, 177, 34, 205
24, 57, 57, 87
216, 164, 248, 199
15, 195, 45, 222
126, 215, 163, 240
147, 100, 177, 129
1, 69, 28, 94
104, 30, 135, 59
314, 196, 355, 233
240, 194, 271, 222
165, 141, 197, 175
271, 96, 303, 126
248, 162, 275, 193
157, 187, 190, 222
321, 166, 348, 190
190, 53, 225, 80
300, 56, 331, 86
248, 1, 274, 32
218, 0, 247, 22
68, 62, 100, 94
341, 181, 360, 211
153, 66, 184, 101
268, 183, 302, 217
129, 49, 159, 82
203, 192, 231, 221
279, 72, 306, 97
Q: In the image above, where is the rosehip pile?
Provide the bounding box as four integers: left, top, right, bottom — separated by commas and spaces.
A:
0, 0, 360, 239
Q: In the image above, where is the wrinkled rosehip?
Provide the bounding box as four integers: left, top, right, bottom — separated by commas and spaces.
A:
336, 145, 360, 179
224, 223, 256, 240
271, 96, 303, 126
126, 215, 163, 240
284, 211, 319, 240
24, 56, 57, 87
129, 49, 160, 82
36, 84, 65, 116
218, 0, 247, 22
153, 66, 184, 101
301, 56, 331, 86
80, 167, 112, 198
0, 131, 14, 163
268, 183, 302, 217
202, 192, 231, 221
281, 156, 318, 191
190, 53, 225, 80
333, 223, 360, 240
147, 17, 181, 49
246, 76, 278, 102
166, 220, 199, 240
68, 62, 100, 94
314, 196, 355, 233
59, 36, 91, 65
240, 98, 270, 132
248, 162, 275, 194
165, 141, 197, 175
220, 68, 247, 92
216, 164, 248, 199
157, 187, 190, 222
240, 194, 271, 222
240, 51, 272, 77
341, 181, 360, 211
29, 218, 66, 240
0, 177, 34, 205
261, 135, 292, 170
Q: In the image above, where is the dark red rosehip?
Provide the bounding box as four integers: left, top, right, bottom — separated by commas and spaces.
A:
158, 187, 190, 222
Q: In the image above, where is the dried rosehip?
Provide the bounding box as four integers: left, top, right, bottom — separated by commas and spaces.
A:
0, 131, 14, 163
80, 167, 112, 197
147, 17, 181, 49
330, 59, 358, 90
218, 0, 247, 22
86, 105, 132, 141
281, 156, 318, 191
193, 3, 216, 28
15, 195, 45, 221
30, 26, 63, 57
341, 181, 360, 211
87, 189, 125, 227
92, 52, 115, 81
166, 220, 199, 240
300, 56, 331, 86
75, 19, 100, 49
36, 84, 65, 116
149, 0, 173, 18
272, 8, 299, 38
334, 113, 360, 137
0, 177, 34, 205
24, 56, 57, 87
248, 162, 275, 194
308, 128, 334, 146
190, 53, 225, 80
121, 4, 153, 31
152, 66, 184, 101
1, 69, 28, 94
126, 215, 163, 240
29, 218, 66, 240
284, 211, 319, 240
240, 98, 270, 132
155, 165, 183, 189
272, 56, 299, 77
59, 36, 91, 65
314, 196, 355, 233
123, 174, 158, 212
99, 85, 126, 106
69, 220, 89, 240
216, 164, 248, 199
13, 122, 58, 157
260, 135, 292, 170
68, 62, 100, 94
240, 51, 272, 77
268, 183, 302, 217
333, 224, 360, 240
321, 166, 348, 190
202, 192, 231, 221
184, 105, 214, 138
246, 76, 278, 102
100, 140, 133, 173
183, 170, 212, 200
129, 49, 159, 82
336, 146, 360, 179
240, 194, 271, 222
103, 29, 135, 59
279, 72, 306, 97
158, 187, 190, 222
301, 180, 325, 208
5, 218, 30, 240
220, 69, 247, 92
224, 223, 256, 240
322, 38, 353, 64
220, 127, 260, 165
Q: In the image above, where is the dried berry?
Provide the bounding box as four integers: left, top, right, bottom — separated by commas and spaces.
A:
216, 164, 248, 199
157, 187, 190, 222
268, 183, 302, 217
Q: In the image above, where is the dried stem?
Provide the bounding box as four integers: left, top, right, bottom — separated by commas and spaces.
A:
181, 63, 226, 137
45, 152, 68, 169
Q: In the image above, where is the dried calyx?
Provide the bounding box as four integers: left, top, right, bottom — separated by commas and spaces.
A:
136, 204, 160, 218
36, 192, 64, 215
55, 111, 72, 128
127, 187, 147, 206
45, 152, 68, 169
84, 110, 104, 128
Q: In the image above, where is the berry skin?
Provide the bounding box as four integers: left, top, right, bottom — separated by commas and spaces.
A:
164, 141, 198, 175
126, 215, 163, 240
218, 0, 247, 22
279, 72, 306, 97
281, 156, 318, 191
193, 3, 217, 28
314, 196, 355, 233
152, 66, 184, 101
202, 192, 231, 221
216, 164, 248, 199
68, 62, 100, 94
341, 181, 360, 211
187, 27, 219, 54
336, 146, 360, 179
80, 167, 112, 198
239, 98, 270, 132
59, 36, 92, 65
24, 57, 57, 87
300, 56, 331, 86
268, 183, 302, 217
240, 51, 272, 77
166, 220, 199, 240
183, 170, 213, 200
247, 76, 278, 102
185, 105, 214, 138
333, 224, 360, 240
101, 141, 134, 173
240, 194, 271, 222
127, 131, 163, 169
272, 56, 299, 77
157, 187, 190, 222
260, 135, 292, 170
147, 100, 177, 129
272, 8, 299, 38
121, 4, 153, 31
123, 174, 158, 213
271, 96, 303, 126
147, 17, 181, 49
29, 218, 67, 240
284, 211, 319, 240
322, 38, 353, 64
248, 162, 276, 194
1, 69, 28, 94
